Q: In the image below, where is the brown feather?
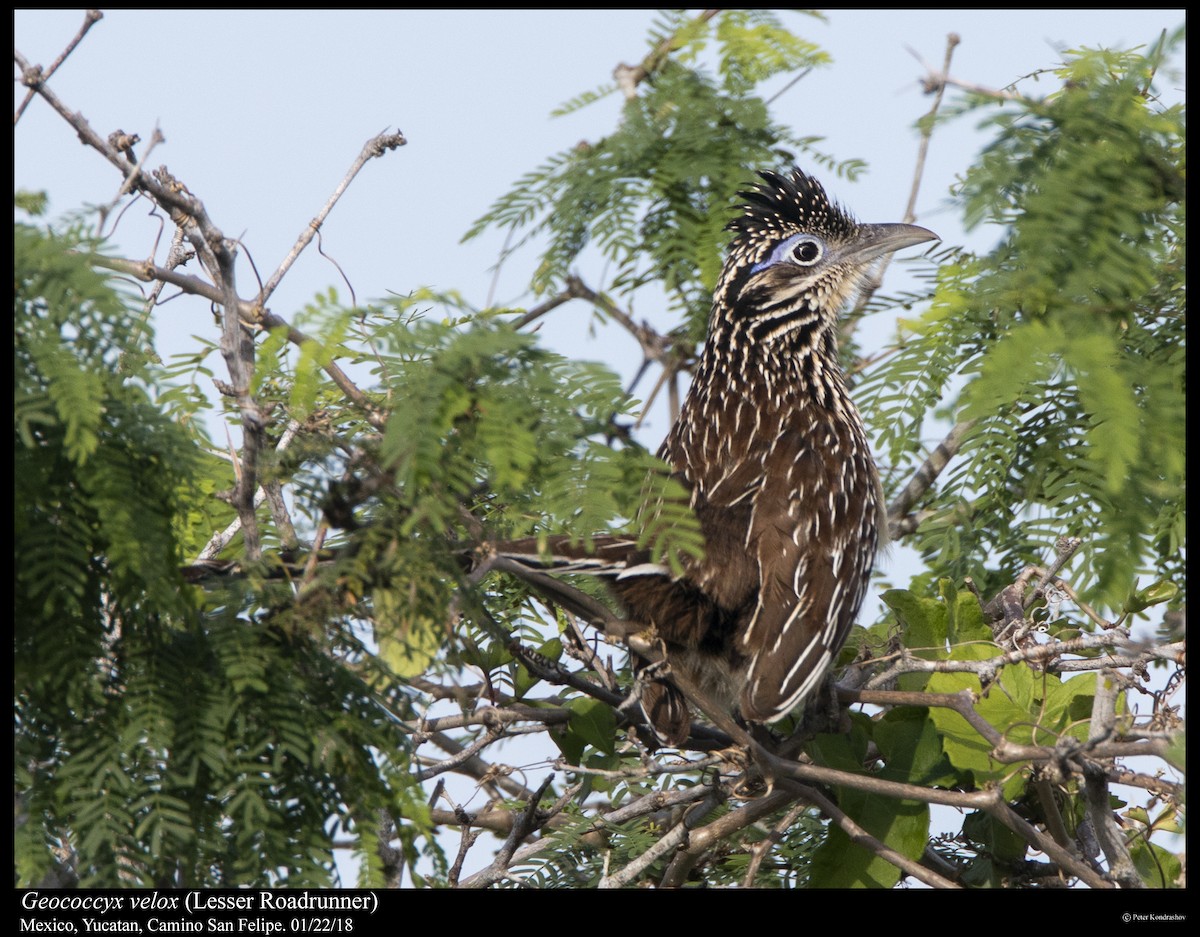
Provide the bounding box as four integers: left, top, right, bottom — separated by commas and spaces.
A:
492, 169, 936, 745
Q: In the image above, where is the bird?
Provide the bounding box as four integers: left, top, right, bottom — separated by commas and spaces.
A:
492, 168, 937, 746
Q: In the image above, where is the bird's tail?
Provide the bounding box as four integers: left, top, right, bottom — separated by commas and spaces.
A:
471, 534, 693, 747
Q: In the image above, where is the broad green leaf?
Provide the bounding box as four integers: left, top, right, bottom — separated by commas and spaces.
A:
566, 697, 617, 756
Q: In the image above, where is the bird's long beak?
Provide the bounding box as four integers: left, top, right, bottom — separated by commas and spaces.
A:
848, 223, 939, 263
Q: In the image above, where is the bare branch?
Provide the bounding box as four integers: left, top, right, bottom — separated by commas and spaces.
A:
797, 783, 961, 889
257, 130, 407, 307
459, 775, 562, 889
1025, 537, 1083, 610
258, 311, 386, 428
613, 9, 721, 100
844, 31, 958, 344
598, 781, 726, 887
887, 418, 976, 534
196, 418, 304, 561
510, 289, 573, 331
415, 728, 502, 783
565, 274, 673, 363
422, 730, 540, 802
854, 633, 1182, 690
741, 801, 810, 886
987, 798, 1113, 888
1082, 674, 1144, 887
13, 10, 103, 125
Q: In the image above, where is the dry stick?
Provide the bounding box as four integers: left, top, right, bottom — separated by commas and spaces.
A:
766, 746, 1031, 815
556, 754, 726, 780
1026, 537, 1083, 610
867, 36, 968, 542
484, 226, 516, 311
633, 358, 672, 430
205, 231, 266, 559
196, 418, 303, 561
905, 33, 960, 224
262, 479, 300, 554
95, 252, 382, 426
16, 54, 274, 556
1105, 766, 1183, 798
13, 9, 103, 125
108, 126, 166, 213
661, 786, 805, 888
873, 38, 974, 532
139, 227, 190, 322
415, 729, 502, 783
263, 314, 386, 427
741, 801, 810, 886
845, 686, 1169, 765
764, 66, 814, 107
987, 798, 1113, 888
447, 825, 483, 889
423, 730, 539, 802
843, 32, 958, 346
430, 808, 511, 837
15, 54, 220, 241
107, 244, 390, 432
1083, 675, 1144, 887
562, 615, 619, 692
257, 130, 406, 308
66, 112, 391, 421
405, 706, 570, 737
598, 783, 727, 888
565, 275, 671, 363
510, 290, 573, 331
795, 783, 960, 889
456, 784, 717, 886
855, 633, 1180, 690
887, 418, 976, 535
1031, 772, 1074, 850
460, 775, 562, 889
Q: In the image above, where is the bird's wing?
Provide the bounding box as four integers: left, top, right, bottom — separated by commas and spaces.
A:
736, 434, 872, 724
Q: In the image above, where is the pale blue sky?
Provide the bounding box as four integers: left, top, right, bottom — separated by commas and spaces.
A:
15, 10, 1185, 434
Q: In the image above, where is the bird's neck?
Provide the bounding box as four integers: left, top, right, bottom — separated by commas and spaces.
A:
661, 313, 867, 493
694, 315, 852, 416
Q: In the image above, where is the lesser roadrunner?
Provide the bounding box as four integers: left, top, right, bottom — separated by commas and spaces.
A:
495, 168, 936, 745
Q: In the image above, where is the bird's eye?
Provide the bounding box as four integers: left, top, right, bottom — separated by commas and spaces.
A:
790, 237, 822, 265
748, 233, 827, 275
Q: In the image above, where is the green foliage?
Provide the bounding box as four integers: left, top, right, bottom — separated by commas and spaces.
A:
859, 35, 1185, 611
465, 9, 856, 338
13, 222, 429, 886
14, 14, 1184, 892
349, 302, 702, 562
809, 714, 931, 888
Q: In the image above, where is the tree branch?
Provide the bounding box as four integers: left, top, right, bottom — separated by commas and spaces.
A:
257, 130, 406, 307
613, 9, 721, 100
843, 30, 957, 345
13, 9, 103, 125
598, 780, 726, 887
1082, 674, 1144, 887
886, 418, 975, 536
796, 783, 960, 889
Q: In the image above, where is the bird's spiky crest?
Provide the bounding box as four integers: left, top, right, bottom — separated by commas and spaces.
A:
726, 168, 858, 261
